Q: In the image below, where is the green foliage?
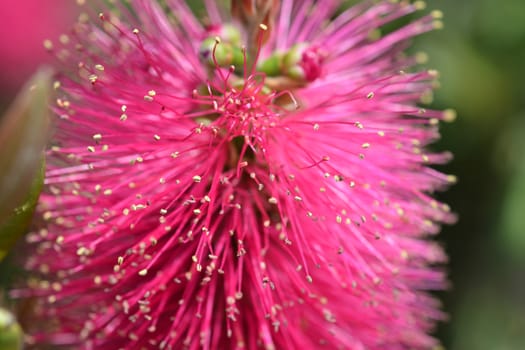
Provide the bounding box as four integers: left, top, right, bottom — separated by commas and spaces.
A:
0, 160, 44, 261
0, 308, 22, 350
415, 0, 525, 348
0, 69, 51, 261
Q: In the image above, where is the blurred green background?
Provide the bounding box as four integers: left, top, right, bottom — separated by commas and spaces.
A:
418, 0, 525, 349
1, 1, 524, 349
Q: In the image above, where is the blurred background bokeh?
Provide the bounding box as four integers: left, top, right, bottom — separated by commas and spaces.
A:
0, 0, 77, 110
417, 0, 525, 348
0, 1, 524, 349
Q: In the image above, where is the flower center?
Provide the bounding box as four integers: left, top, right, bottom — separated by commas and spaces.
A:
200, 25, 325, 89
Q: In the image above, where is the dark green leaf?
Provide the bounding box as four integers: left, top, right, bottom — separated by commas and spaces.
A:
0, 160, 45, 261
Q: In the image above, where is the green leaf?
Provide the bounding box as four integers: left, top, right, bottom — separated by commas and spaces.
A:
0, 69, 52, 260
0, 160, 45, 261
0, 308, 22, 350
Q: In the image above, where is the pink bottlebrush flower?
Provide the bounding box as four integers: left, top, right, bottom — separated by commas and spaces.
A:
14, 1, 456, 349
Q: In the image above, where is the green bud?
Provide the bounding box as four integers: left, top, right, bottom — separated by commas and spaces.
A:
257, 52, 283, 77
258, 43, 323, 83
282, 43, 324, 82
221, 24, 241, 46
200, 38, 245, 69
282, 43, 306, 70
199, 25, 244, 69
286, 66, 305, 81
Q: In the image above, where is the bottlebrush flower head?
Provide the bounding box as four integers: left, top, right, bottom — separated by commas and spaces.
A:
14, 1, 456, 349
